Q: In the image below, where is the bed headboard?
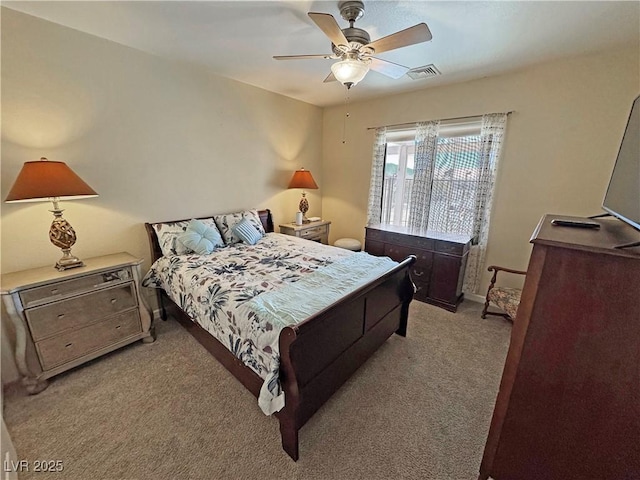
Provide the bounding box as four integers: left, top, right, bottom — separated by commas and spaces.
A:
144, 209, 274, 263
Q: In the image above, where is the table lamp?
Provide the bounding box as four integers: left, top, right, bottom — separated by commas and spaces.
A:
288, 168, 318, 223
5, 157, 98, 271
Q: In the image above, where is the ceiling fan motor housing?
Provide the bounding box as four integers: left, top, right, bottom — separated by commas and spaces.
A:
339, 1, 365, 23
334, 1, 372, 56
332, 26, 371, 55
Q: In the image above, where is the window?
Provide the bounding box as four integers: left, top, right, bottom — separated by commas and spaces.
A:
367, 113, 509, 293
381, 137, 415, 226
381, 121, 484, 237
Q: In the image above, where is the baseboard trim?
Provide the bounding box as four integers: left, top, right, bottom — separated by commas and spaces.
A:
464, 292, 485, 304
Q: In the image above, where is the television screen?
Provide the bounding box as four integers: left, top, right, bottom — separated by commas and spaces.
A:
603, 95, 640, 231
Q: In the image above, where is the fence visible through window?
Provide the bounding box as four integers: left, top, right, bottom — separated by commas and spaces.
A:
382, 134, 483, 237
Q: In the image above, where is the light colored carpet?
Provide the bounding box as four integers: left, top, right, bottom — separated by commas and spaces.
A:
3, 300, 511, 480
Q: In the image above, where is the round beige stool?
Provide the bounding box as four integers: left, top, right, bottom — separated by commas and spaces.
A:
334, 238, 362, 251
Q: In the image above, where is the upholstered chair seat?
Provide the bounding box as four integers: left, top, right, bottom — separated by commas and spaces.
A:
486, 286, 522, 319
482, 265, 527, 322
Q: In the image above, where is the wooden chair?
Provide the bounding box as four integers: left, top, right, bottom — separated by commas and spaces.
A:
481, 265, 527, 322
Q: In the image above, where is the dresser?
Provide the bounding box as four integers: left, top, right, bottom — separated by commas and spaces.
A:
365, 224, 472, 311
279, 220, 330, 244
1, 253, 154, 394
479, 215, 640, 480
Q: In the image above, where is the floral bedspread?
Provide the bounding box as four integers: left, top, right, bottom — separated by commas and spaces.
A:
142, 233, 356, 412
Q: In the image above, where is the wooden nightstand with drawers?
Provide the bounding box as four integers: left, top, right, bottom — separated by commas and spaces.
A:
279, 220, 331, 244
1, 252, 155, 394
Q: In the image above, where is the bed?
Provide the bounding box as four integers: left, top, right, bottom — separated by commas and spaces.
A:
143, 209, 415, 460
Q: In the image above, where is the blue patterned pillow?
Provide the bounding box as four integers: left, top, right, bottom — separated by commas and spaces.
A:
178, 219, 224, 255
232, 218, 263, 245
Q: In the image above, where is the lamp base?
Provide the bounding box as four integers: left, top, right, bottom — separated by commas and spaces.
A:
55, 249, 84, 271
49, 206, 84, 271
299, 194, 310, 222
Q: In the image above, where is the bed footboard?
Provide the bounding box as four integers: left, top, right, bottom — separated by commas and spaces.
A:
276, 255, 416, 460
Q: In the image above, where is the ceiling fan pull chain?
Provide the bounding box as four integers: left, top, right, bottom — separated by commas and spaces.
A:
342, 87, 351, 144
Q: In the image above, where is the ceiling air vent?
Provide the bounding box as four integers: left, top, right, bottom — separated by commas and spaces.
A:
407, 64, 441, 80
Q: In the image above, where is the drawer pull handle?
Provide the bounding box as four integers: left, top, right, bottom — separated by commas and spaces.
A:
65, 343, 73, 348
51, 288, 59, 295
110, 298, 117, 304
115, 325, 121, 329
57, 314, 65, 319
413, 271, 424, 277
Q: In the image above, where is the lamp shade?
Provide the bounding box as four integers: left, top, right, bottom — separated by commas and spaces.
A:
331, 58, 370, 86
5, 158, 98, 203
288, 168, 318, 190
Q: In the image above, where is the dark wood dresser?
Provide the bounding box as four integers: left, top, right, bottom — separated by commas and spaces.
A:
365, 224, 472, 312
479, 214, 640, 480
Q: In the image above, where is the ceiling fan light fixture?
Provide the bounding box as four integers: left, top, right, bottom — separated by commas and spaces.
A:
331, 58, 370, 87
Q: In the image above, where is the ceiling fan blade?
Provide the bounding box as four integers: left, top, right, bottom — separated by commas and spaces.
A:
369, 57, 410, 79
323, 72, 337, 83
308, 12, 349, 48
273, 54, 333, 60
364, 23, 432, 54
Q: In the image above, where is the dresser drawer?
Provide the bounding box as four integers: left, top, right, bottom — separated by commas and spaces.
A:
365, 228, 386, 242
434, 240, 468, 255
385, 244, 433, 262
388, 233, 435, 251
19, 267, 133, 307
364, 239, 385, 257
36, 309, 142, 370
300, 225, 327, 239
384, 244, 410, 262
26, 283, 138, 341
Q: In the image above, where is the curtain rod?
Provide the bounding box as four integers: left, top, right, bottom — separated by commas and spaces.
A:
366, 111, 514, 131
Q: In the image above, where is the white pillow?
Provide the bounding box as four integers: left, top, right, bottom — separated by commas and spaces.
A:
214, 210, 265, 244
152, 221, 190, 256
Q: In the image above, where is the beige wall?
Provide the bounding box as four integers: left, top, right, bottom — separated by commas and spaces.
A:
1, 8, 323, 276
322, 46, 639, 294
2, 8, 638, 384
0, 9, 323, 383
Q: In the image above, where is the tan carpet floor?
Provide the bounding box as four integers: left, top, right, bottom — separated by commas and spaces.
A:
3, 300, 511, 480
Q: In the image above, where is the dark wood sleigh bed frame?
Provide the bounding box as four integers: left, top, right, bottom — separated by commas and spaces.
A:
144, 209, 416, 461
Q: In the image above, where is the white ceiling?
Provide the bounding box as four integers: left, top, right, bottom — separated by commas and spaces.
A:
4, 1, 639, 107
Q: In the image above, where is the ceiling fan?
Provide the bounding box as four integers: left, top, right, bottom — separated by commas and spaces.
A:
273, 0, 432, 89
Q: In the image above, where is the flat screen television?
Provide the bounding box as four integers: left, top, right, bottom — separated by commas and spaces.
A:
602, 94, 640, 231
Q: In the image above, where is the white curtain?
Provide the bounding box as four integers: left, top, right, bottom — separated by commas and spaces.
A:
407, 121, 440, 230
366, 127, 387, 225
463, 113, 509, 293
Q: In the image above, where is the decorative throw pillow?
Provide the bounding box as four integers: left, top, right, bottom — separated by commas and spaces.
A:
152, 221, 191, 256
178, 219, 224, 255
243, 209, 266, 235
214, 209, 265, 244
232, 218, 263, 245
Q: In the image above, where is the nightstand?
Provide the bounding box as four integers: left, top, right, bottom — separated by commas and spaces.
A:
279, 220, 331, 244
1, 252, 155, 394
